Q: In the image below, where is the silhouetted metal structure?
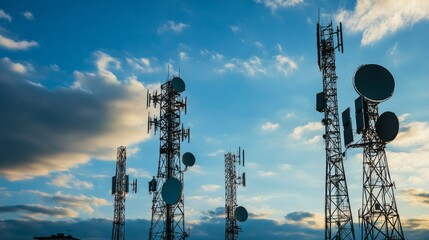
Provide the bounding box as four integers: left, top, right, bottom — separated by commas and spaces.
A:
147, 76, 191, 240
316, 19, 355, 240
112, 146, 128, 240
225, 147, 247, 240
343, 64, 405, 239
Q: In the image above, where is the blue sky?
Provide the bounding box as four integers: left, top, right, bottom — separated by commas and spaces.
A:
1, 0, 429, 239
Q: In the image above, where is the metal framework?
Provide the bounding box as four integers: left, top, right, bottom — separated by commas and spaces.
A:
359, 102, 404, 239
317, 21, 355, 240
148, 77, 190, 240
112, 146, 127, 240
224, 148, 245, 240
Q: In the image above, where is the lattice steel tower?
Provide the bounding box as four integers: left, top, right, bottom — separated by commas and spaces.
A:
225, 147, 247, 240
316, 20, 355, 240
112, 146, 137, 240
147, 76, 193, 240
345, 64, 405, 240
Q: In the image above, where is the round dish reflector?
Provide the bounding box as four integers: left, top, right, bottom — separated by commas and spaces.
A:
161, 177, 183, 205
375, 111, 399, 142
353, 64, 394, 102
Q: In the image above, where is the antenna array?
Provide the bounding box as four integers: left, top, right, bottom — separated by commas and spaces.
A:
316, 20, 355, 240
147, 76, 195, 240
225, 147, 248, 240
111, 146, 137, 240
342, 64, 405, 239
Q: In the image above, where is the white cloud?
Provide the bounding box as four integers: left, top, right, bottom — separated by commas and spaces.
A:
0, 34, 38, 50
22, 11, 35, 21
50, 173, 93, 190
254, 41, 264, 48
1, 57, 30, 74
392, 120, 429, 151
276, 43, 283, 53
157, 20, 189, 34
179, 51, 189, 62
126, 57, 160, 73
290, 122, 323, 140
230, 25, 240, 33
201, 185, 221, 192
261, 121, 280, 132
0, 9, 12, 22
275, 54, 298, 76
255, 0, 304, 12
278, 163, 292, 171
336, 0, 429, 46
0, 204, 78, 219
50, 64, 60, 72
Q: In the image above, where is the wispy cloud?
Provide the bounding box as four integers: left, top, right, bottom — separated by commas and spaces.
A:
201, 185, 221, 192
261, 121, 279, 132
22, 11, 35, 21
275, 54, 298, 76
127, 167, 151, 179
0, 34, 38, 50
157, 20, 189, 34
255, 0, 304, 12
49, 173, 93, 190
179, 51, 189, 62
403, 189, 429, 206
337, 0, 429, 46
207, 149, 224, 157
230, 25, 240, 33
0, 9, 12, 22
126, 57, 160, 73
200, 49, 224, 61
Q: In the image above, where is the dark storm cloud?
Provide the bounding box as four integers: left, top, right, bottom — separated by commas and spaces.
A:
0, 54, 152, 180
284, 211, 314, 221
0, 204, 75, 217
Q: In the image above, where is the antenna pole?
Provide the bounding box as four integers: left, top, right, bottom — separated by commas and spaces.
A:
148, 77, 191, 240
316, 20, 355, 240
111, 146, 127, 240
225, 147, 246, 240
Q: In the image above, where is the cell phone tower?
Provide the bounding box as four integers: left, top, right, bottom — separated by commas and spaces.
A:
147, 76, 196, 240
225, 147, 248, 240
342, 64, 405, 239
316, 19, 355, 240
112, 146, 138, 240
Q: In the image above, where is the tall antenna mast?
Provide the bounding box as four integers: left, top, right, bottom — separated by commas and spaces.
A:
343, 64, 405, 239
147, 76, 195, 240
316, 19, 355, 240
225, 147, 248, 240
111, 146, 137, 240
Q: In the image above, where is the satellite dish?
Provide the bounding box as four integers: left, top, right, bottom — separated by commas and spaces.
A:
353, 64, 395, 102
161, 177, 183, 205
375, 111, 399, 142
235, 206, 248, 222
182, 152, 195, 167
171, 77, 185, 93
